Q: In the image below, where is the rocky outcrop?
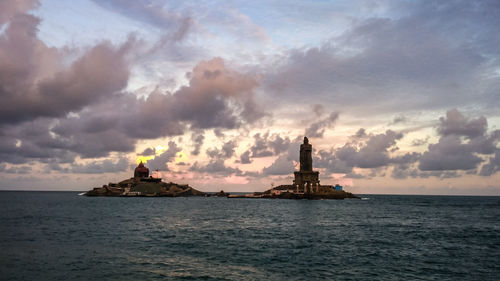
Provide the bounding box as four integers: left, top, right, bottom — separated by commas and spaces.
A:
85, 178, 206, 197
215, 190, 229, 197
227, 185, 360, 200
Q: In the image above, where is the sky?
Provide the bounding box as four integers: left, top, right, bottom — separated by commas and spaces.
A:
1, 0, 499, 195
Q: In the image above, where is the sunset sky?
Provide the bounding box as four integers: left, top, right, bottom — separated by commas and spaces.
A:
1, 0, 499, 194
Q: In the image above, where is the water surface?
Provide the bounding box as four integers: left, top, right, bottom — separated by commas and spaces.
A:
1, 192, 499, 280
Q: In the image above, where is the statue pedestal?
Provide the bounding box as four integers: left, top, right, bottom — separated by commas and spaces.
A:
294, 171, 320, 193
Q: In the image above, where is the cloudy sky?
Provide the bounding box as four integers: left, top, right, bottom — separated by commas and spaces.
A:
1, 0, 499, 195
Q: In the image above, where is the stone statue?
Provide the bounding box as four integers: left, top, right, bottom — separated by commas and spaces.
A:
300, 136, 312, 172
294, 136, 319, 193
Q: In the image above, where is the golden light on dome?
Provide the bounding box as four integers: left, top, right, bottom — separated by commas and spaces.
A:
136, 155, 154, 164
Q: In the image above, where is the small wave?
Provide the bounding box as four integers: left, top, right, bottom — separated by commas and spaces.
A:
361, 197, 370, 200
77, 192, 86, 196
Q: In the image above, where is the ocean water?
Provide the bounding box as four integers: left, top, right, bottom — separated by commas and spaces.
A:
0, 192, 499, 280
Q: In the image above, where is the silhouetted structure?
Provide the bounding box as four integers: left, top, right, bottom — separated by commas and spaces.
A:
134, 162, 149, 178
228, 136, 358, 199
294, 137, 320, 193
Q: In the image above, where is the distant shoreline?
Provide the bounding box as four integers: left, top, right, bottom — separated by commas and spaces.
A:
1, 190, 500, 197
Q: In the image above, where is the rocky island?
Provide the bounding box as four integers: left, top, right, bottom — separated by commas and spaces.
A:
85, 137, 359, 200
85, 162, 205, 197
228, 137, 360, 200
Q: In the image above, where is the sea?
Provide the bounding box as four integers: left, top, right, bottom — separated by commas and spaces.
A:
0, 192, 499, 281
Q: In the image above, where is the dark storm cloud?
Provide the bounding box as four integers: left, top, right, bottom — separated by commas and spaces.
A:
256, 131, 415, 179
213, 129, 225, 139
146, 141, 181, 171
0, 56, 262, 165
78, 57, 260, 140
392, 152, 421, 166
262, 155, 295, 175
115, 57, 259, 138
190, 159, 242, 176
392, 166, 462, 180
192, 138, 246, 176
0, 118, 77, 164
256, 130, 412, 178
418, 136, 495, 171
390, 115, 407, 125
391, 165, 418, 180
7, 57, 263, 160
242, 132, 292, 160
313, 149, 353, 174
388, 109, 500, 178
236, 132, 295, 170
0, 10, 134, 125
479, 150, 500, 176
0, 2, 264, 164
256, 130, 415, 179
305, 112, 339, 138
267, 0, 499, 114
353, 128, 367, 139
258, 136, 310, 176
336, 130, 403, 169
418, 109, 499, 172
221, 140, 237, 159
70, 157, 129, 174
172, 58, 263, 129
139, 147, 156, 156
438, 108, 487, 139
195, 135, 291, 177
206, 140, 237, 160
411, 137, 429, 147
190, 131, 205, 156
239, 151, 251, 164
50, 109, 137, 158
245, 134, 271, 158
313, 130, 420, 178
